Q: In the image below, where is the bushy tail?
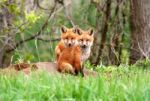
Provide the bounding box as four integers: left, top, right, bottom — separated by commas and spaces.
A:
58, 62, 75, 74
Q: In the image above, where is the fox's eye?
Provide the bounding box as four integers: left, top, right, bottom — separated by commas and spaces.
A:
65, 37, 68, 40
86, 39, 89, 41
80, 39, 83, 41
71, 38, 74, 40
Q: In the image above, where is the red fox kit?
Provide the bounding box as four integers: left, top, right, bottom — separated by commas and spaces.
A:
55, 26, 78, 61
76, 28, 94, 63
55, 26, 82, 74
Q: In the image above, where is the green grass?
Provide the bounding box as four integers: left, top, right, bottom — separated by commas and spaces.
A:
0, 66, 150, 101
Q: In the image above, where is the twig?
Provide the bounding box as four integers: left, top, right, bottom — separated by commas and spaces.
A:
6, 1, 72, 53
34, 0, 53, 10
0, 37, 13, 53
37, 37, 60, 42
138, 42, 150, 62
55, 0, 64, 5
91, 0, 106, 13
6, 3, 57, 53
59, 0, 75, 27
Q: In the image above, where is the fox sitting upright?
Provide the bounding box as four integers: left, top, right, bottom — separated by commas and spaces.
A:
55, 26, 78, 62
55, 26, 82, 74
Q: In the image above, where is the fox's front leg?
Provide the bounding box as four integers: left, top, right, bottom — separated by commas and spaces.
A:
74, 54, 84, 76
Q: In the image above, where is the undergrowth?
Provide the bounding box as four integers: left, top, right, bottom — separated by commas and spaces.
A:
0, 63, 150, 101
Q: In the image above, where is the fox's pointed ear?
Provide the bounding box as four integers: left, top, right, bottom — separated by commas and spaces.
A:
76, 28, 82, 35
88, 28, 94, 36
61, 25, 67, 33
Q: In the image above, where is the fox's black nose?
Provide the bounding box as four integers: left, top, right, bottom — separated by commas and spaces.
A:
68, 43, 72, 47
82, 45, 86, 48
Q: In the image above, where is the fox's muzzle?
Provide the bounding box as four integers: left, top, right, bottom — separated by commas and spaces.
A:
81, 45, 87, 48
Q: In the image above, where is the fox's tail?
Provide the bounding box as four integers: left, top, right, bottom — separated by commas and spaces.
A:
57, 62, 75, 74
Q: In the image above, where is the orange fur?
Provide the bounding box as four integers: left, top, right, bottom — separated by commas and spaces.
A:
55, 26, 78, 61
57, 45, 82, 75
55, 26, 94, 76
55, 42, 65, 61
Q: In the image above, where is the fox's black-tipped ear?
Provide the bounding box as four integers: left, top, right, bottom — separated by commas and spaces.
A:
88, 28, 94, 36
61, 25, 67, 33
76, 28, 82, 35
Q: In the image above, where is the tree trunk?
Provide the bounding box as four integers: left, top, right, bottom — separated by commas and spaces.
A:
93, 0, 111, 65
0, 0, 14, 67
89, 11, 101, 65
130, 0, 150, 64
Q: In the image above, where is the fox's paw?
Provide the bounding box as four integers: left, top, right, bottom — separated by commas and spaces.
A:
61, 62, 75, 75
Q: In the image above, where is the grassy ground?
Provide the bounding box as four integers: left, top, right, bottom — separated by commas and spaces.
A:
0, 65, 150, 101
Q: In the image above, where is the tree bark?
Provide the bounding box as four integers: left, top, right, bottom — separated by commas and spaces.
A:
0, 0, 14, 67
130, 0, 150, 64
94, 0, 112, 65
89, 11, 101, 65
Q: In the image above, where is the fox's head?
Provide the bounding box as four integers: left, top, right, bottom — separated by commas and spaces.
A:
76, 28, 94, 49
61, 26, 78, 47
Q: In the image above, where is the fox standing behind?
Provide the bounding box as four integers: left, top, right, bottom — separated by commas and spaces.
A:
76, 28, 94, 66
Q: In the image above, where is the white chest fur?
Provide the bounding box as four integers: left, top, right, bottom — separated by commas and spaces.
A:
81, 47, 91, 62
